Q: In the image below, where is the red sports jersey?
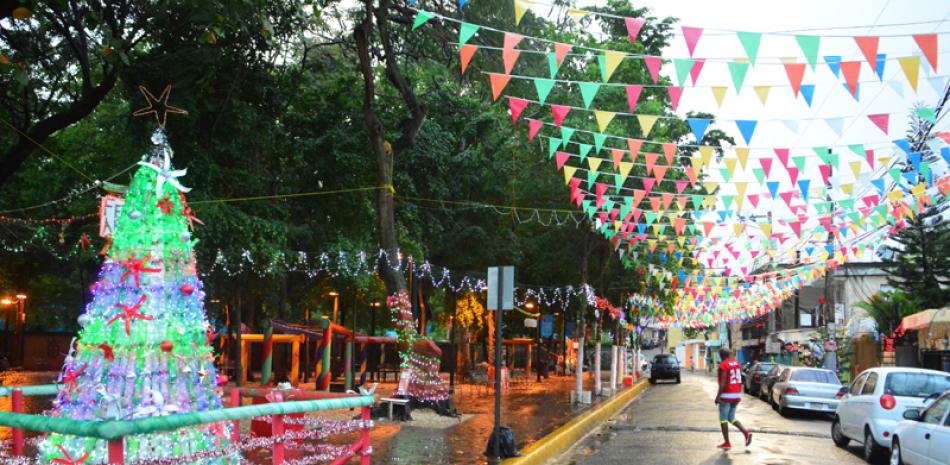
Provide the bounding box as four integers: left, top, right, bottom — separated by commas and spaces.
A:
717, 359, 743, 403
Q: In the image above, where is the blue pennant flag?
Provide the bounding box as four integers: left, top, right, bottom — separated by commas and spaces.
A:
800, 84, 815, 107
735, 120, 758, 144
902, 170, 919, 185
687, 118, 711, 142
909, 152, 922, 171
637, 223, 647, 234
767, 181, 780, 199
798, 179, 811, 199
941, 147, 950, 166
825, 56, 842, 77
875, 53, 887, 80
459, 0, 467, 8
894, 138, 912, 154
871, 178, 886, 195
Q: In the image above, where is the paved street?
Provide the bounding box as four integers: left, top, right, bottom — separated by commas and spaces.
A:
558, 372, 871, 465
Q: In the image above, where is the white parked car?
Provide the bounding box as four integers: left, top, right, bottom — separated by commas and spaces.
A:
890, 390, 950, 465
832, 367, 950, 463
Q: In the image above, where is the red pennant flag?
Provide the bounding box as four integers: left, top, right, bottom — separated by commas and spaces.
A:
555, 151, 570, 170
649, 196, 661, 213
503, 48, 521, 74
642, 178, 655, 195
783, 63, 806, 97
759, 157, 773, 177
681, 26, 703, 57
868, 113, 889, 134
595, 182, 608, 204
662, 143, 677, 165
625, 85, 643, 112
645, 152, 658, 174
643, 57, 662, 84
667, 86, 683, 111
528, 119, 543, 141
702, 221, 715, 236
503, 32, 524, 50
840, 61, 861, 97
677, 197, 687, 210
460, 44, 477, 74
633, 189, 646, 207
555, 43, 572, 67
913, 34, 938, 71
508, 97, 529, 124
690, 59, 706, 85
627, 139, 643, 164
675, 180, 688, 194
611, 148, 625, 168
489, 73, 511, 101
551, 104, 571, 128
773, 148, 789, 168
854, 36, 880, 70
624, 17, 646, 45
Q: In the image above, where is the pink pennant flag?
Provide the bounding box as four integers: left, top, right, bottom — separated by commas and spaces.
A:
624, 17, 646, 45
819, 164, 832, 184
551, 104, 571, 128
503, 32, 524, 50
773, 148, 790, 168
783, 63, 806, 97
627, 139, 643, 163
788, 220, 802, 238
555, 43, 572, 67
677, 196, 687, 210
868, 113, 889, 134
503, 48, 521, 74
675, 180, 688, 194
667, 86, 683, 111
508, 97, 529, 124
611, 148, 625, 169
555, 151, 570, 170
643, 57, 662, 84
642, 178, 655, 195
690, 58, 706, 85
625, 85, 643, 112
787, 166, 799, 184
866, 149, 875, 168
840, 61, 861, 97
528, 119, 543, 141
662, 143, 677, 165
854, 36, 880, 70
595, 182, 608, 201
759, 158, 773, 177
779, 191, 795, 207
681, 26, 703, 57
747, 193, 759, 207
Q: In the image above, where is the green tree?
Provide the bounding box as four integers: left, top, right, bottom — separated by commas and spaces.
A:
854, 290, 920, 339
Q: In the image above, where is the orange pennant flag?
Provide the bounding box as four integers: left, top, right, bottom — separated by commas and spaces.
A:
840, 61, 861, 97
913, 34, 938, 71
503, 48, 521, 74
627, 139, 643, 164
489, 73, 511, 101
460, 44, 477, 74
662, 143, 677, 165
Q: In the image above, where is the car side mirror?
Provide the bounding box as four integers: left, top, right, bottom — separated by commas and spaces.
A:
902, 409, 922, 421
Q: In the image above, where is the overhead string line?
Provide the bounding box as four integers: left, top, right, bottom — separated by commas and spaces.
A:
0, 116, 98, 183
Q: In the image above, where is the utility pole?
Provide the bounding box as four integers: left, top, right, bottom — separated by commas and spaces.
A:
823, 160, 838, 372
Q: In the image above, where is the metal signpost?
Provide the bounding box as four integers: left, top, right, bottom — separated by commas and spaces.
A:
487, 266, 514, 460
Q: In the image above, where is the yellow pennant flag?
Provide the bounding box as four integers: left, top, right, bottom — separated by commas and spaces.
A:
733, 223, 744, 237
734, 181, 748, 204
911, 182, 926, 196
587, 157, 603, 172
711, 86, 728, 107
724, 158, 738, 176
898, 56, 920, 92
595, 110, 616, 132
735, 147, 750, 169
849, 161, 862, 179
618, 161, 634, 179
703, 195, 717, 208
703, 181, 719, 194
878, 155, 891, 166
567, 8, 590, 24
614, 220, 621, 232
779, 57, 798, 64
563, 166, 577, 184
514, 0, 529, 25
759, 222, 772, 237
691, 155, 703, 172
754, 85, 771, 105
603, 50, 626, 81
699, 146, 714, 169
638, 114, 658, 136
887, 190, 904, 202
841, 183, 853, 195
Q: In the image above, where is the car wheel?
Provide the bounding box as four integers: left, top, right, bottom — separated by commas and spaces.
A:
831, 418, 850, 448
777, 398, 787, 417
676, 375, 681, 384
889, 438, 903, 465
864, 428, 885, 463
649, 377, 656, 385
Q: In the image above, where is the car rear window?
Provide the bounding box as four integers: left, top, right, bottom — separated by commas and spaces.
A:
756, 363, 776, 372
884, 372, 950, 398
653, 355, 675, 364
790, 369, 840, 384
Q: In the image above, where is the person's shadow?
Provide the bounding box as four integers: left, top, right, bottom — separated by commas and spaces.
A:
699, 449, 752, 465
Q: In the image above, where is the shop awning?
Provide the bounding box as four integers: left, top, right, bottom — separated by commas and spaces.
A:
902, 308, 950, 331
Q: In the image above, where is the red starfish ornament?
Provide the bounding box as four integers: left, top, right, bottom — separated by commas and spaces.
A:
180, 205, 204, 231
99, 344, 114, 361
51, 445, 90, 465
119, 255, 161, 289
60, 364, 87, 395
205, 327, 219, 346
156, 196, 175, 215
109, 294, 152, 336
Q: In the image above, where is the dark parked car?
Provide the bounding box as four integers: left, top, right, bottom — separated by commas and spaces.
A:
759, 364, 789, 402
650, 354, 681, 384
744, 362, 777, 395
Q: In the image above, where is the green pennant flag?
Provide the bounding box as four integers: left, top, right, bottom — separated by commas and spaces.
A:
579, 82, 601, 109
728, 61, 750, 93
752, 167, 766, 185
593, 133, 608, 153
687, 224, 696, 235
721, 195, 735, 210
578, 143, 592, 162
848, 144, 865, 157
916, 107, 937, 123
691, 194, 704, 210
848, 211, 861, 224
813, 146, 830, 162
719, 167, 732, 182
827, 152, 839, 169
614, 174, 624, 193
792, 156, 806, 171
736, 32, 762, 65
412, 10, 434, 30
655, 225, 667, 235
582, 199, 593, 216
888, 168, 901, 183
796, 35, 821, 70
645, 212, 658, 225
547, 52, 559, 78
921, 161, 931, 179
534, 78, 555, 104
547, 137, 561, 158
459, 22, 479, 46
560, 127, 576, 147
815, 202, 828, 214
603, 199, 616, 213
673, 59, 694, 87
587, 170, 599, 188
840, 198, 855, 211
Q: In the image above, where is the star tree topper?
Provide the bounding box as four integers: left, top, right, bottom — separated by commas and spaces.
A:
132, 85, 188, 129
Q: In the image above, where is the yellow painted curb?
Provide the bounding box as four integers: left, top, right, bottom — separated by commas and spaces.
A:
501, 380, 650, 465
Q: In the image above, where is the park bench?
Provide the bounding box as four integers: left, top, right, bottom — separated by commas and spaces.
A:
379, 397, 410, 420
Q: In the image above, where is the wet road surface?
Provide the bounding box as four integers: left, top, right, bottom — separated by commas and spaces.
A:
559, 372, 871, 465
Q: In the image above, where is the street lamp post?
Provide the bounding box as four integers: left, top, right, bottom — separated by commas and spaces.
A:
526, 302, 541, 383
329, 291, 340, 323
2, 294, 27, 367
369, 301, 380, 336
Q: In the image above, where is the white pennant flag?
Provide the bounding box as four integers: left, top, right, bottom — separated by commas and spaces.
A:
782, 119, 800, 134
825, 117, 845, 137
928, 76, 947, 95
889, 79, 905, 98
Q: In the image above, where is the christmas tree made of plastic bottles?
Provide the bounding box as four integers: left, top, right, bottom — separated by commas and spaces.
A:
38, 127, 239, 465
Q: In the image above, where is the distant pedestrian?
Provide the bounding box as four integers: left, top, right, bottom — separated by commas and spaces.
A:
715, 347, 751, 450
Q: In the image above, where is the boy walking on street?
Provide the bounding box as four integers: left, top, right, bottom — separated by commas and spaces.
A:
715, 347, 752, 450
